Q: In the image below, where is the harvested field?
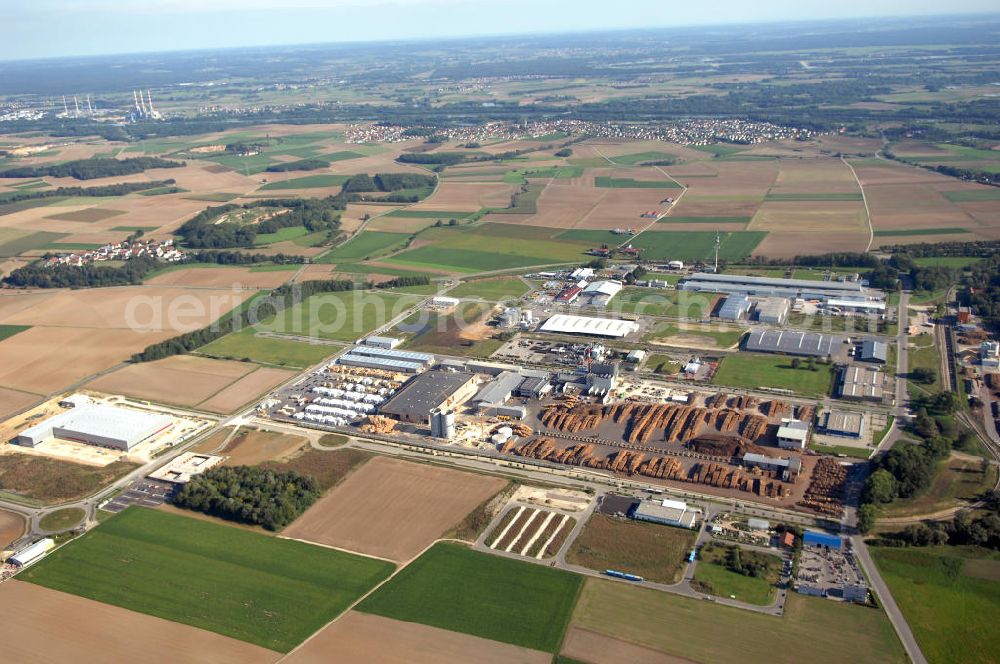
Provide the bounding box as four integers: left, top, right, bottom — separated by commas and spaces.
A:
145, 266, 294, 289
525, 179, 607, 228
0, 386, 39, 419
219, 427, 308, 465
561, 627, 693, 664
0, 452, 137, 504
284, 456, 506, 560
44, 207, 126, 223
749, 201, 867, 232
259, 446, 372, 491
0, 508, 25, 549
753, 231, 869, 258
85, 355, 255, 408
284, 611, 551, 664
566, 513, 695, 584
416, 181, 514, 210
0, 582, 281, 664
23, 508, 394, 653
197, 366, 296, 414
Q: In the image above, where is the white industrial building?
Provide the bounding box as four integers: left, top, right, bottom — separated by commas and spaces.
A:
363, 335, 402, 350
431, 296, 460, 308
540, 314, 640, 338
148, 453, 224, 484
718, 295, 751, 321
16, 404, 173, 451
756, 297, 790, 325
632, 498, 698, 529
8, 538, 55, 567
581, 280, 624, 307
776, 420, 810, 449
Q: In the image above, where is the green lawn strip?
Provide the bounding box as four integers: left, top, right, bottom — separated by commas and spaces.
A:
316, 231, 411, 263
613, 288, 712, 318
38, 507, 85, 531
941, 189, 1000, 202
357, 542, 581, 653
199, 328, 336, 369
23, 508, 394, 653
644, 321, 744, 348
873, 227, 969, 237
0, 324, 31, 342
712, 354, 835, 396
595, 176, 681, 189
912, 256, 985, 268
688, 144, 748, 157
40, 242, 104, 251
608, 151, 678, 165
764, 193, 863, 201
807, 442, 872, 459
449, 277, 531, 300
870, 546, 1000, 664
254, 225, 311, 245
259, 174, 350, 190
627, 230, 766, 262
502, 166, 583, 183
388, 247, 556, 273
111, 225, 159, 232
569, 578, 907, 664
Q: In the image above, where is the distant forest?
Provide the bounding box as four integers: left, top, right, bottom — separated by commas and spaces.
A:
0, 156, 183, 180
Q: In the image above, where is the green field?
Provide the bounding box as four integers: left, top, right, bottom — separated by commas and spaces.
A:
259, 174, 350, 190
199, 328, 336, 369
358, 542, 581, 653
503, 166, 583, 183
595, 176, 681, 189
873, 227, 969, 237
764, 192, 863, 201
254, 225, 311, 245
386, 224, 591, 273
658, 216, 752, 224
645, 321, 745, 348
271, 289, 421, 342
0, 230, 68, 257
712, 354, 834, 396
692, 543, 782, 605
627, 231, 766, 262
0, 324, 30, 342
614, 288, 714, 318
448, 276, 531, 300
871, 546, 1000, 664
608, 151, 678, 165
907, 338, 941, 397
569, 578, 906, 664
23, 508, 394, 652
941, 189, 1000, 202
912, 256, 984, 268
38, 507, 85, 532
689, 144, 749, 158
317, 231, 410, 263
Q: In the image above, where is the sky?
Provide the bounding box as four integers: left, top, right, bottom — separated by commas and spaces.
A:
4, 0, 999, 61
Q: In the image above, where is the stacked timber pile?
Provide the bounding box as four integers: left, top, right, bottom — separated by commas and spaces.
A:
763, 400, 791, 418
706, 393, 730, 409
635, 456, 684, 480
540, 401, 606, 432
504, 437, 603, 467
360, 415, 396, 434
740, 413, 769, 441
795, 404, 815, 424
493, 423, 532, 437
797, 457, 847, 516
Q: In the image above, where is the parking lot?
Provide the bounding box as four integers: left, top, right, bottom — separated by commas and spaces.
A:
101, 479, 176, 513
795, 542, 866, 599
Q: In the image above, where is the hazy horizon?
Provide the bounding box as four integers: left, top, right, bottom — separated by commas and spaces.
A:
6, 1, 1000, 62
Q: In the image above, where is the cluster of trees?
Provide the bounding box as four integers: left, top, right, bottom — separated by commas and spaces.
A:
623, 265, 647, 284
965, 254, 1000, 332
740, 252, 880, 269
3, 255, 159, 288
1, 156, 182, 180
173, 466, 320, 531
0, 179, 178, 206
264, 158, 328, 172
879, 240, 1000, 258
373, 275, 430, 289
175, 197, 343, 248
720, 544, 771, 578
341, 172, 436, 203
879, 498, 1000, 551
866, 253, 960, 292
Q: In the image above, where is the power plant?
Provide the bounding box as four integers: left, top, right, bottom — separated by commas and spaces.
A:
129, 89, 162, 122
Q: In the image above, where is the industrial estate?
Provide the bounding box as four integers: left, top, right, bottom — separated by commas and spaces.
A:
0, 12, 998, 664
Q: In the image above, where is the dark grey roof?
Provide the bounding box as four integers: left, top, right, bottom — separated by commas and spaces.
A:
860, 339, 888, 362
379, 371, 475, 418
745, 329, 837, 357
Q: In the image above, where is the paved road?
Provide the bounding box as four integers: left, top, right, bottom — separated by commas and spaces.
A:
851, 536, 928, 664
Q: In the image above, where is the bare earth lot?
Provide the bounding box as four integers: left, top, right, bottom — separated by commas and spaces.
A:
0, 581, 280, 664
283, 456, 507, 561
146, 266, 294, 289
285, 611, 549, 664
197, 366, 296, 414
219, 428, 308, 465
0, 508, 25, 549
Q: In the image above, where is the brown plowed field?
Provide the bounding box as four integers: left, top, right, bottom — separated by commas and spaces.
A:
753, 231, 868, 258
85, 355, 255, 408
219, 428, 308, 466
0, 582, 280, 664
527, 180, 607, 228
0, 386, 40, 420
0, 508, 25, 550
198, 367, 296, 414
284, 611, 550, 664
416, 181, 515, 210
283, 456, 506, 561
561, 627, 695, 664
146, 267, 294, 289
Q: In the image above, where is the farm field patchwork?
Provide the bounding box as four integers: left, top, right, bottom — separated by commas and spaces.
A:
595, 176, 680, 189
317, 231, 410, 263
568, 578, 906, 664
358, 542, 582, 653
627, 230, 766, 262
0, 582, 281, 664
22, 507, 395, 653
284, 456, 507, 561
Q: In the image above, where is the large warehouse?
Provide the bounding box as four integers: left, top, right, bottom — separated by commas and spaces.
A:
17, 403, 174, 451
540, 314, 640, 338
679, 272, 871, 301
378, 371, 478, 423
744, 329, 838, 357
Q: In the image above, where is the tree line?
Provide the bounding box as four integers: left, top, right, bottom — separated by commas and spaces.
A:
176, 197, 343, 249
0, 156, 183, 180
0, 179, 179, 207
173, 466, 320, 531
964, 254, 1000, 333
265, 158, 328, 172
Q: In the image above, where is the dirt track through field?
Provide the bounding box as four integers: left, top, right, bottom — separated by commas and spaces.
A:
282, 611, 550, 664
282, 456, 506, 561
0, 581, 280, 664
